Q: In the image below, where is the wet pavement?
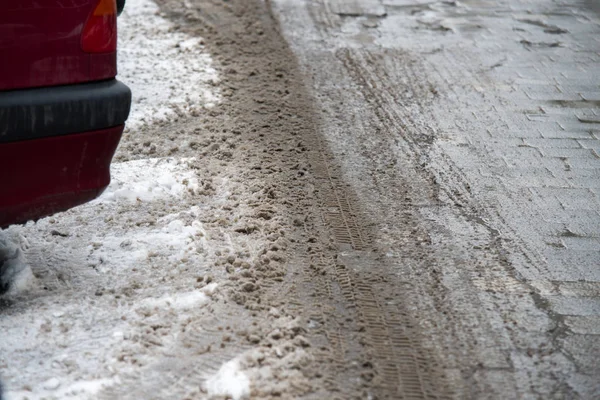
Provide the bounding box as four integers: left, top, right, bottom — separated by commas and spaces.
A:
272, 0, 600, 397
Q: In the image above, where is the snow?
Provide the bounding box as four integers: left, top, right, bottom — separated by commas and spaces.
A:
96, 157, 200, 203
86, 216, 206, 272
140, 290, 210, 310
86, 157, 209, 272
0, 145, 261, 398
7, 378, 114, 400
0, 0, 265, 398
202, 282, 219, 296
117, 0, 220, 129
0, 233, 34, 295
42, 378, 61, 390
205, 358, 251, 400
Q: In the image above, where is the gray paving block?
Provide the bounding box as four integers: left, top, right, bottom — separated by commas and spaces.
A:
528, 186, 567, 210
540, 148, 597, 158
541, 128, 595, 140
569, 177, 600, 189
525, 138, 582, 148
558, 167, 600, 179
538, 209, 600, 236
538, 157, 571, 173
558, 334, 600, 376
555, 188, 599, 210
580, 92, 600, 101
563, 316, 600, 334
499, 130, 544, 139
547, 296, 600, 316
500, 167, 571, 188
556, 281, 600, 297
567, 157, 600, 169
502, 147, 544, 168
561, 236, 600, 251
577, 139, 600, 153
543, 248, 600, 280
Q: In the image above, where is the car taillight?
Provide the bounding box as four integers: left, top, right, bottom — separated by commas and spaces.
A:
81, 0, 117, 53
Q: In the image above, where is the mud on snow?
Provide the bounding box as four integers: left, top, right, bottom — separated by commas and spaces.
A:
2, 0, 594, 399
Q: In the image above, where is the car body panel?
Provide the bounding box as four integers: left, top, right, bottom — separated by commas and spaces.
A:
0, 125, 123, 228
0, 1, 116, 90
0, 0, 130, 228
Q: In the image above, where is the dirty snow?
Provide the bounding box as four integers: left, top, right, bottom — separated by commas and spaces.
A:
0, 0, 247, 398
117, 0, 220, 129
7, 378, 114, 400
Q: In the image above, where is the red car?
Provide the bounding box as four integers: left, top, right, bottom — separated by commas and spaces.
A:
0, 0, 131, 228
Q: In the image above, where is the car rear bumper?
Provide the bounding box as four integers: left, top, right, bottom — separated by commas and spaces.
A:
0, 125, 123, 228
0, 78, 131, 228
0, 79, 131, 143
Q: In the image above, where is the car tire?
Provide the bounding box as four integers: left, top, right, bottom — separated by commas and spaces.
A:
117, 0, 126, 16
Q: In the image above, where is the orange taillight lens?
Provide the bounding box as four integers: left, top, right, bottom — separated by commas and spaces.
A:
81, 0, 117, 53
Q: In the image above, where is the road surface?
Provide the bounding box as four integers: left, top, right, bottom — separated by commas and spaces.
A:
1, 0, 598, 398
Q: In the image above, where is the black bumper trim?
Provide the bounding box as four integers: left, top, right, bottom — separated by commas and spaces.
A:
0, 79, 131, 143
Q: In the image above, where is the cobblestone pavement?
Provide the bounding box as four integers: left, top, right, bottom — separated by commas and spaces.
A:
272, 0, 600, 397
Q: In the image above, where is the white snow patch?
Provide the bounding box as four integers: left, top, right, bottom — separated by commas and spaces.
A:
96, 157, 199, 203
202, 282, 219, 296
141, 290, 210, 310
4, 260, 34, 295
205, 358, 250, 400
118, 0, 220, 128
42, 378, 61, 391
88, 217, 206, 271
0, 233, 35, 295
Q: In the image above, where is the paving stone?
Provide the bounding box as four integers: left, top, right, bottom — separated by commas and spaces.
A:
580, 92, 600, 101
552, 166, 600, 180
528, 187, 567, 210
578, 139, 600, 153
499, 130, 545, 139
569, 177, 600, 189
554, 188, 599, 210
543, 248, 600, 280
567, 157, 600, 169
561, 236, 600, 251
547, 296, 600, 316
539, 148, 597, 159
538, 209, 600, 236
563, 316, 600, 334
558, 335, 600, 375
524, 138, 583, 148
495, 167, 570, 188
556, 281, 600, 297
540, 128, 595, 140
